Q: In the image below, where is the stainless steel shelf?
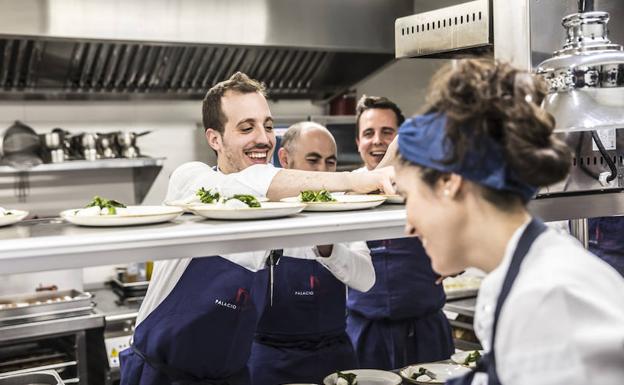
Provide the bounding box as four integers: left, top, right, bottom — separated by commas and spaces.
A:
444, 297, 476, 318
1, 191, 622, 275
0, 158, 165, 174
0, 206, 407, 275
0, 157, 165, 204
530, 191, 624, 222
0, 312, 104, 342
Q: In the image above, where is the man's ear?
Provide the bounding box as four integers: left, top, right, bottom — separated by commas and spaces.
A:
277, 147, 289, 168
205, 128, 222, 152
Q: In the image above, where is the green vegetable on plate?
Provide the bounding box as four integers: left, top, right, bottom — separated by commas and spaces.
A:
197, 187, 221, 204
85, 196, 127, 215
299, 190, 336, 202
464, 350, 481, 365
227, 194, 261, 208
336, 371, 357, 385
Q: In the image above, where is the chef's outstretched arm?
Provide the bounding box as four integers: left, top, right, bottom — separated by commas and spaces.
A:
166, 162, 394, 203
267, 167, 395, 201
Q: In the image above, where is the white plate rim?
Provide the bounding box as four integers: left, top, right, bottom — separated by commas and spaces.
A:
0, 210, 29, 226
282, 195, 387, 205
61, 206, 184, 219
400, 363, 472, 384
188, 201, 306, 211
323, 369, 402, 385
188, 202, 306, 220
450, 350, 485, 366
165, 196, 269, 208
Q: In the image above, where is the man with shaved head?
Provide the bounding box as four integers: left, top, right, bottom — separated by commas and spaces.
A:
247, 122, 374, 385
278, 121, 338, 172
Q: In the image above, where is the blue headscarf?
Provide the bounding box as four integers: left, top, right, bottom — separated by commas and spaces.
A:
397, 112, 537, 202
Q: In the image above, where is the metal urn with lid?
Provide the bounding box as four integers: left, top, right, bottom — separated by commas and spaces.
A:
537, 6, 624, 133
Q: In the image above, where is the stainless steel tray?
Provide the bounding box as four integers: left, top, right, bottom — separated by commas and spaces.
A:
0, 370, 64, 385
444, 288, 478, 300
110, 278, 149, 290
0, 290, 93, 325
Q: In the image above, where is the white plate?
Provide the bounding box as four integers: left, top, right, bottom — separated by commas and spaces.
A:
324, 369, 402, 385
165, 196, 268, 210
400, 363, 471, 384
61, 206, 183, 227
451, 350, 484, 367
0, 210, 29, 227
189, 202, 305, 220
382, 194, 405, 204
282, 195, 386, 211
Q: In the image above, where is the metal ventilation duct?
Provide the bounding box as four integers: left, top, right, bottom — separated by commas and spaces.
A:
394, 0, 493, 59
0, 0, 413, 100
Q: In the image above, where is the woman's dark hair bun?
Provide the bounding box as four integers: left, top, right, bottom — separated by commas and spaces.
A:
424, 59, 571, 187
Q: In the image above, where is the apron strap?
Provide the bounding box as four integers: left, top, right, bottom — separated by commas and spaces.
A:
131, 344, 246, 385
487, 218, 547, 384
446, 218, 547, 385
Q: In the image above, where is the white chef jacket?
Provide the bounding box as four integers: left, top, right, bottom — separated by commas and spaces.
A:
474, 221, 624, 385
136, 161, 374, 325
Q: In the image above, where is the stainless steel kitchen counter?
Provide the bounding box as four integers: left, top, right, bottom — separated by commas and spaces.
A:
0, 206, 407, 274
0, 311, 104, 342
90, 287, 140, 323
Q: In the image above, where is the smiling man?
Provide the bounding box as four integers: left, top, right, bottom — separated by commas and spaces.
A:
120, 74, 393, 385
248, 121, 374, 384
356, 95, 402, 170
277, 121, 338, 171
347, 95, 455, 370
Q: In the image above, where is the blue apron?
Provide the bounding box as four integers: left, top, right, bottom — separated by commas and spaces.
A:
347, 237, 453, 369
248, 255, 357, 385
447, 219, 547, 385
119, 256, 271, 385
588, 217, 624, 277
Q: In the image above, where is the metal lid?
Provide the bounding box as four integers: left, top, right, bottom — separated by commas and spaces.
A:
537, 10, 624, 132
537, 11, 624, 92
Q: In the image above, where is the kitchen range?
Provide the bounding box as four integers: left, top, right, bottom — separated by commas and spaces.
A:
1, 1, 623, 385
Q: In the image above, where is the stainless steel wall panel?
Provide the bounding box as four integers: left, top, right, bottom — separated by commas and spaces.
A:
395, 0, 492, 58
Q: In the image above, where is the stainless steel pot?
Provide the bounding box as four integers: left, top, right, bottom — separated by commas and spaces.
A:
42, 132, 61, 150
0, 121, 42, 157
0, 121, 43, 169
115, 131, 150, 147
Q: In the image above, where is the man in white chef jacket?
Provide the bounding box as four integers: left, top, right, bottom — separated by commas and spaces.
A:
247, 121, 374, 384
119, 73, 392, 385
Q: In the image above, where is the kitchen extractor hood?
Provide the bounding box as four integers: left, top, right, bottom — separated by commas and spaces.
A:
0, 0, 413, 101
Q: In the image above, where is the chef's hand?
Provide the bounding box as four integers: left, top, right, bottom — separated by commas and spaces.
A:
316, 245, 333, 257
349, 166, 395, 195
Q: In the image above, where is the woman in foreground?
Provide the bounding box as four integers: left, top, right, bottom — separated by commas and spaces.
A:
394, 59, 624, 385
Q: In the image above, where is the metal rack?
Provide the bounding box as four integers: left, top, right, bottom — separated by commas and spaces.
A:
0, 158, 164, 206
0, 158, 164, 174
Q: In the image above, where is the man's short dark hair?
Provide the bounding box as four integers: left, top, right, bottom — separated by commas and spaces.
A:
202, 72, 267, 134
355, 95, 405, 138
